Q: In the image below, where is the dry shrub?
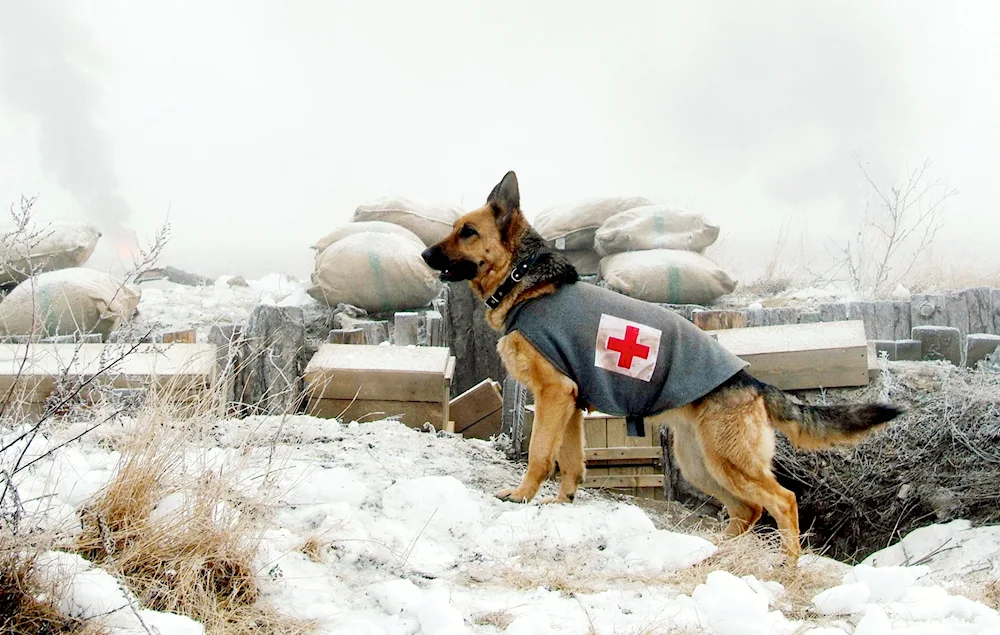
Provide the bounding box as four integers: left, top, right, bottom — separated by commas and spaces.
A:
73, 398, 308, 634
774, 361, 1000, 562
0, 535, 100, 635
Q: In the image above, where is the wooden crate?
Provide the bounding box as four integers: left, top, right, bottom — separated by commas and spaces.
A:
303, 344, 456, 430
450, 378, 503, 440
0, 342, 219, 417
708, 320, 869, 390
523, 405, 665, 499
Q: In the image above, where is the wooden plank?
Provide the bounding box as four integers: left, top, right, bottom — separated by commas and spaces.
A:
306, 397, 444, 428
424, 310, 445, 346
327, 328, 365, 344
707, 321, 869, 390
449, 378, 502, 434
461, 409, 502, 440
0, 343, 218, 403
692, 310, 747, 331
583, 414, 606, 450
161, 329, 197, 344
303, 344, 452, 402
586, 447, 662, 462
582, 474, 664, 489
394, 312, 421, 346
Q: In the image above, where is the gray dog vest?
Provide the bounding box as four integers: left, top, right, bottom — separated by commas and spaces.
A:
504, 282, 748, 433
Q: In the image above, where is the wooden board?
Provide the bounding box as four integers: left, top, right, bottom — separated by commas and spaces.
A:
522, 405, 664, 498
306, 397, 445, 429
449, 378, 503, 435
692, 310, 748, 331
708, 320, 869, 390
0, 343, 218, 403
461, 409, 502, 440
304, 344, 453, 402
161, 329, 197, 344
582, 474, 664, 489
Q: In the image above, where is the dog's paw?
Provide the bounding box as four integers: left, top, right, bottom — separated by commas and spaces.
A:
537, 495, 573, 505
495, 488, 531, 503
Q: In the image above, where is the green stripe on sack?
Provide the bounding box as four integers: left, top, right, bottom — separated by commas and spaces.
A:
653, 214, 664, 239
366, 238, 394, 314
666, 266, 683, 304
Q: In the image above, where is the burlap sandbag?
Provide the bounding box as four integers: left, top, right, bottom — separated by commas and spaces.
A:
0, 268, 141, 339
599, 249, 737, 305
0, 221, 102, 286
594, 205, 720, 257
353, 197, 462, 246
563, 249, 601, 276
311, 221, 424, 256
533, 196, 654, 251
309, 232, 442, 313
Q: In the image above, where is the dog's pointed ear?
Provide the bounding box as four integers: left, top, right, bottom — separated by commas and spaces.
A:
487, 171, 520, 229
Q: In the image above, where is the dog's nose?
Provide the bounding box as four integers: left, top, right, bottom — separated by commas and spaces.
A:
421, 247, 434, 265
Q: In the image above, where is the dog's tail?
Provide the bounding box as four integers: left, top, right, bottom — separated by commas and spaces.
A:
757, 380, 904, 450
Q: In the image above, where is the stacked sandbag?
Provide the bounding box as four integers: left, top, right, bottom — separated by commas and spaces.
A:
593, 205, 720, 256
352, 197, 462, 246
308, 231, 442, 314
0, 221, 102, 286
594, 205, 736, 305
0, 268, 141, 340
599, 250, 736, 305
533, 197, 653, 275
310, 221, 424, 262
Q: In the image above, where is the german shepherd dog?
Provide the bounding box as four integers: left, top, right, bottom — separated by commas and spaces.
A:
422, 171, 903, 561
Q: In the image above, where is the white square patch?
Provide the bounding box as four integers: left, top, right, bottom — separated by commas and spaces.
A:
594, 314, 662, 382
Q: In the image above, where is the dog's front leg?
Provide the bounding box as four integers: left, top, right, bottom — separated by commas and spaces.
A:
497, 382, 578, 503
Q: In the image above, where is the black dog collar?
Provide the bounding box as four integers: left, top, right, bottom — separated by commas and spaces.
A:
484, 254, 539, 310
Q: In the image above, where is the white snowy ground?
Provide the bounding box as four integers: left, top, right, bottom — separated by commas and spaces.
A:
6, 412, 1000, 635
5, 274, 994, 633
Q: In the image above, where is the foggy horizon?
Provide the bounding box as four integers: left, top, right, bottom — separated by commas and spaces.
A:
1, 1, 998, 286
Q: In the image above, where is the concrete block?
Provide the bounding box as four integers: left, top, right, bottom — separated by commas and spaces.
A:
965, 333, 1000, 368
871, 340, 897, 361
894, 339, 922, 361
797, 311, 822, 324
873, 301, 911, 341
819, 303, 848, 323
911, 294, 948, 329
912, 326, 962, 366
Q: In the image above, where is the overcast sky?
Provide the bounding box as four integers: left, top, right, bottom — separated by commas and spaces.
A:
0, 1, 997, 281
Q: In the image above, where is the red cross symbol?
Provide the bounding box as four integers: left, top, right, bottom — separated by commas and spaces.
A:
606, 325, 651, 369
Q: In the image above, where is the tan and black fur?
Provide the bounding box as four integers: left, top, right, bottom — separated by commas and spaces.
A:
422, 171, 903, 561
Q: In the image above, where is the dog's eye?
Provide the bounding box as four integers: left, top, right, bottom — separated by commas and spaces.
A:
458, 225, 478, 239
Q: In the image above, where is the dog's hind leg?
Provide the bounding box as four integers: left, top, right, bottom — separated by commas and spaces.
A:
693, 395, 801, 563
668, 412, 763, 536
540, 408, 585, 504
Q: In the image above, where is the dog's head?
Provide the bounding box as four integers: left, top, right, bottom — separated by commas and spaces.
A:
421, 170, 524, 284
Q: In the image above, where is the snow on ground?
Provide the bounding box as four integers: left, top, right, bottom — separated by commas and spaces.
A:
6, 412, 1000, 634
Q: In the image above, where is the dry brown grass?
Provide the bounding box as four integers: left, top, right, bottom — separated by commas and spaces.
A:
0, 535, 102, 635
72, 397, 310, 635
468, 522, 841, 624
776, 362, 1000, 562
472, 610, 516, 630
299, 535, 325, 564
